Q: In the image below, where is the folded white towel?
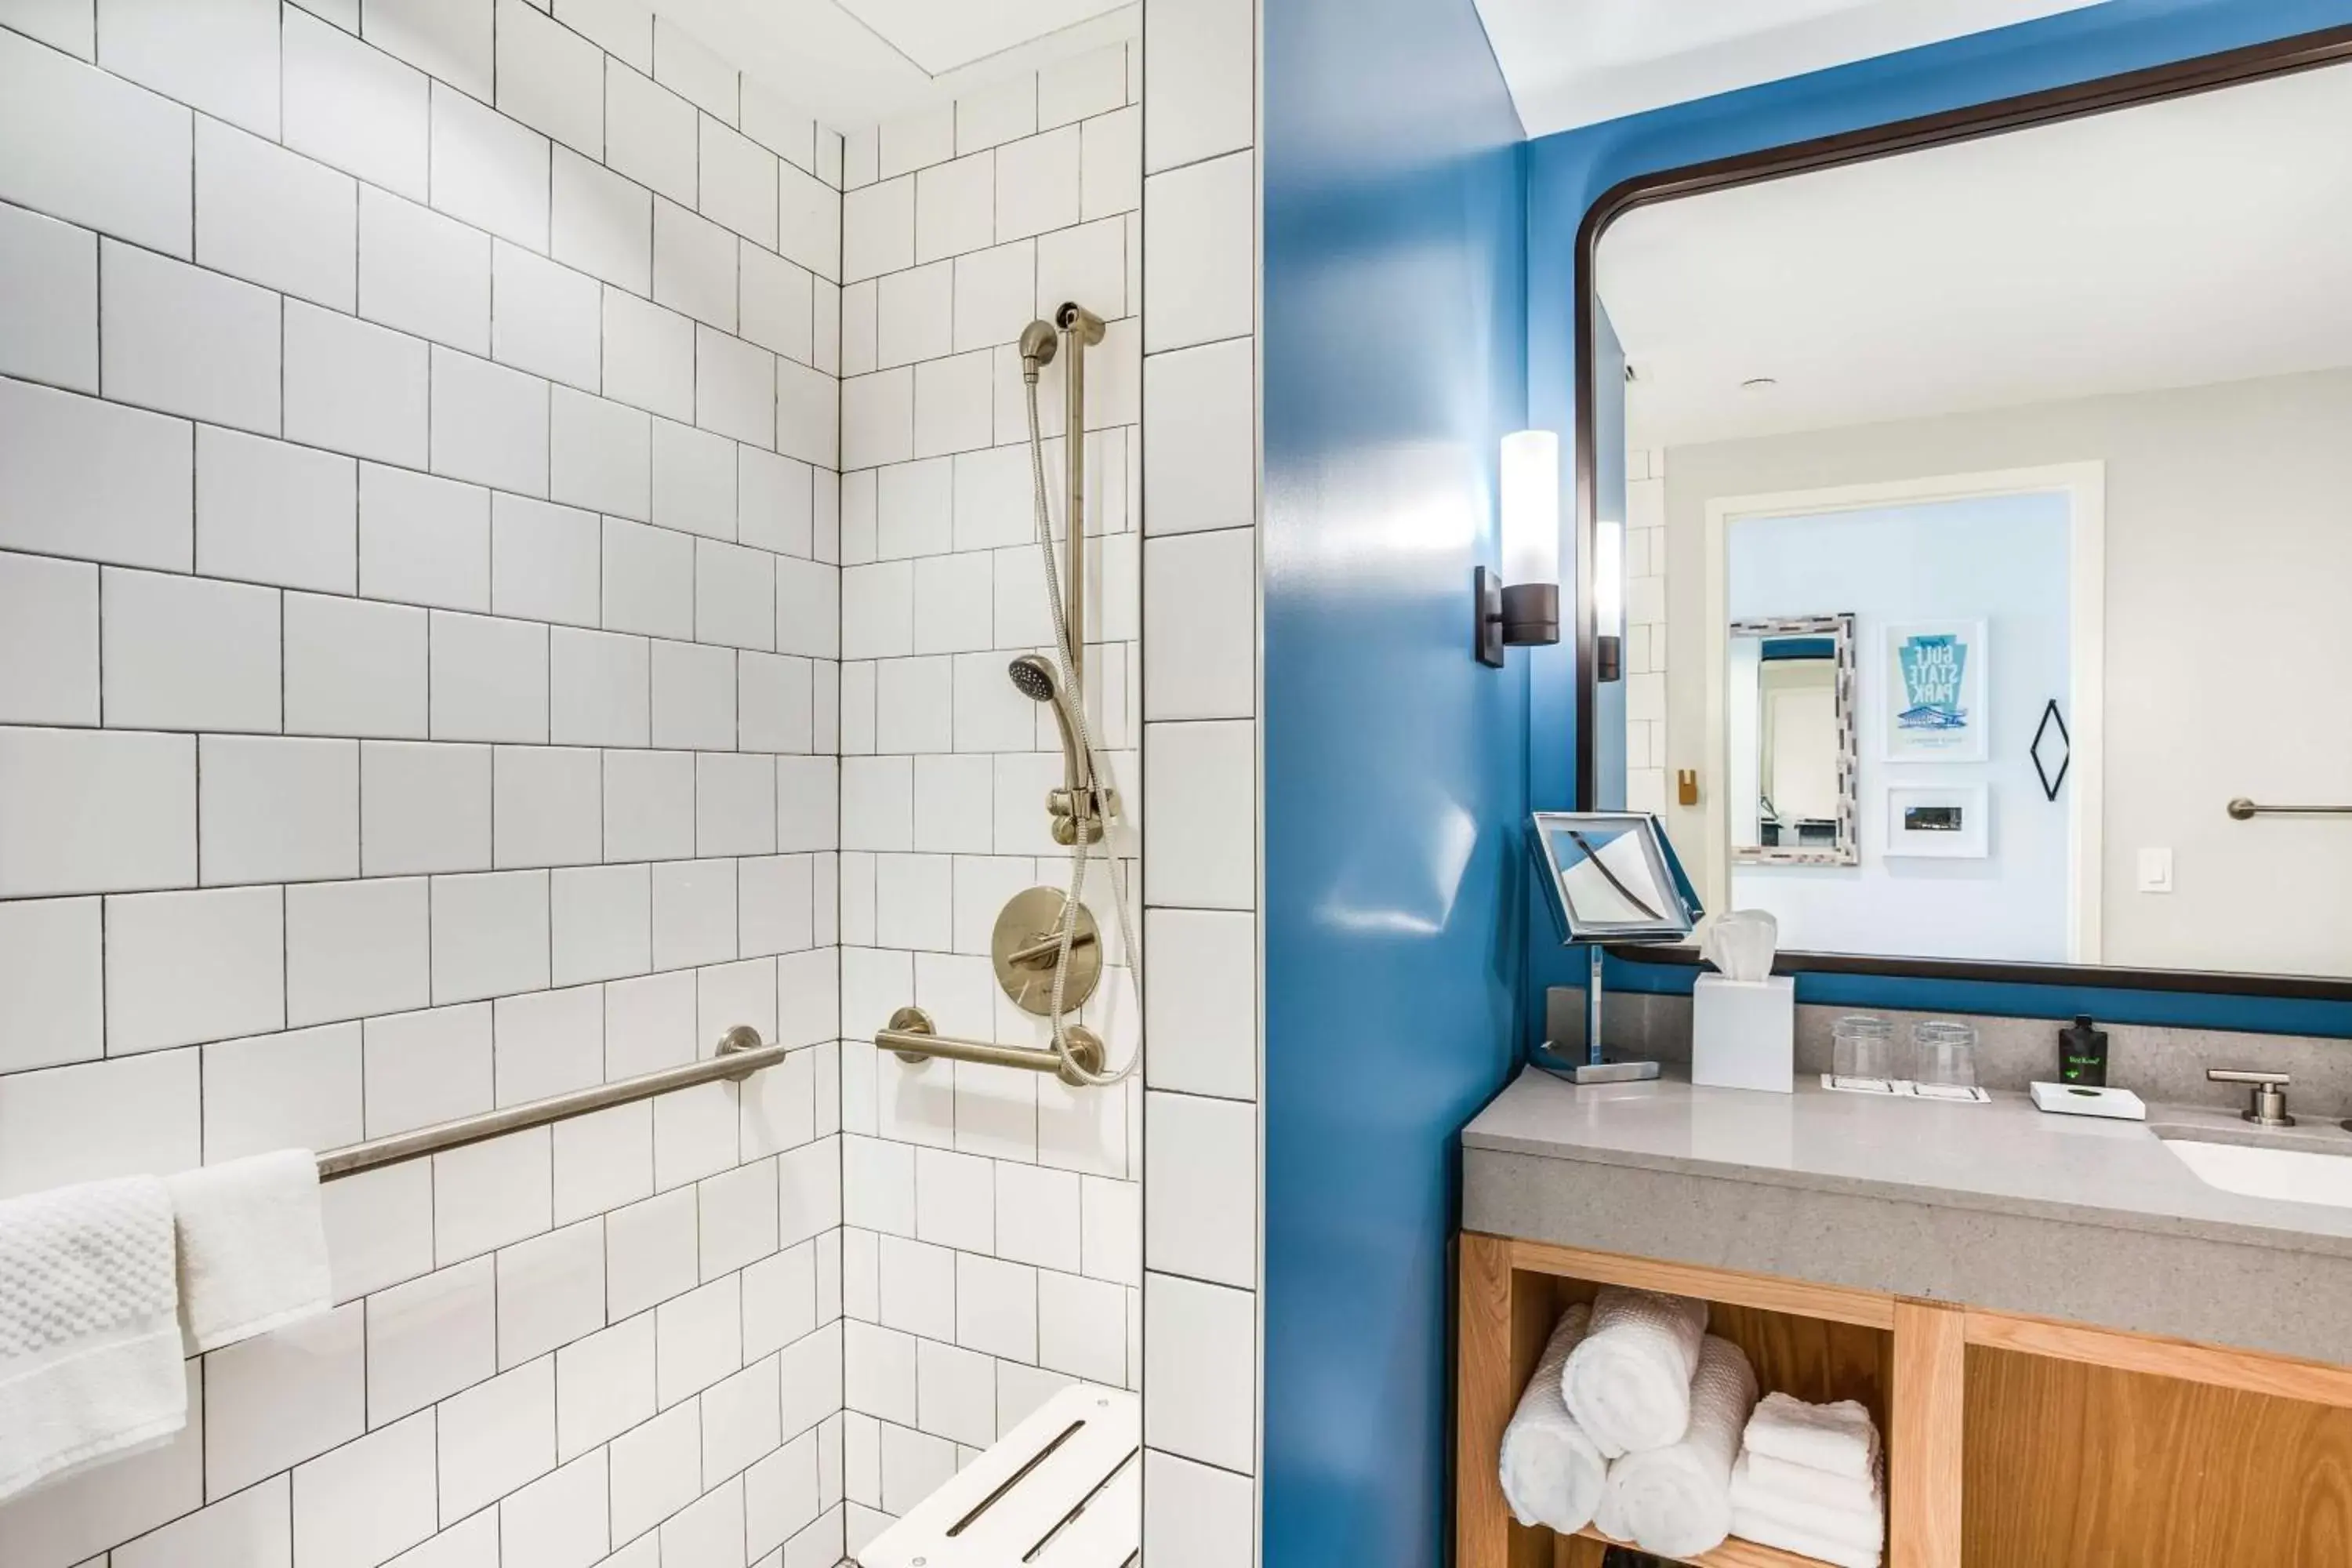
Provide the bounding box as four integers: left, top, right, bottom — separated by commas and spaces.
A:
165, 1151, 332, 1353
1737, 1445, 1882, 1514
1498, 1304, 1606, 1533
1732, 1499, 1884, 1568
0, 1177, 187, 1503
1731, 1454, 1886, 1563
1591, 1334, 1758, 1559
1743, 1390, 1881, 1479
1559, 1286, 1709, 1456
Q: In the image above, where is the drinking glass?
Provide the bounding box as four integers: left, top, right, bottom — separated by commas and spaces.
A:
1831, 1015, 1897, 1091
1912, 1019, 1980, 1098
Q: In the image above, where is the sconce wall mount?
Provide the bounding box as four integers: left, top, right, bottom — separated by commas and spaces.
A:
1475, 568, 1559, 668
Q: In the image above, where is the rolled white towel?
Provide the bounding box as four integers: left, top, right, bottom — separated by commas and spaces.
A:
1559, 1286, 1709, 1456
1592, 1334, 1759, 1559
1730, 1454, 1885, 1565
1497, 1304, 1607, 1533
1737, 1446, 1882, 1515
1743, 1390, 1880, 1479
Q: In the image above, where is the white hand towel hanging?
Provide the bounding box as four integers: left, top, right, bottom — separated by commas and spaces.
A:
1591, 1334, 1758, 1559
165, 1150, 332, 1353
1559, 1286, 1709, 1456
1743, 1390, 1881, 1479
1497, 1303, 1607, 1533
0, 1176, 187, 1503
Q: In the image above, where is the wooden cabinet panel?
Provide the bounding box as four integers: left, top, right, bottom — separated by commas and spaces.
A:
1964, 1346, 2352, 1568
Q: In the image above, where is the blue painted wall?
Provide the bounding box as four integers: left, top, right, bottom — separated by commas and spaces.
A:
1259, 0, 1526, 1563
1525, 0, 2352, 1043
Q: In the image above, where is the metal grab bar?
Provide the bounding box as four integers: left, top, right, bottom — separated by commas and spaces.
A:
317, 1025, 779, 1181
2227, 798, 2352, 820
878, 1006, 1104, 1088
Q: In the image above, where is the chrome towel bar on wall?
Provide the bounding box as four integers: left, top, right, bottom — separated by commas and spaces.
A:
316, 1025, 781, 1181
2227, 798, 2352, 820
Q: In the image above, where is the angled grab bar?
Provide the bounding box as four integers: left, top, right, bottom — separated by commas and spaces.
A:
877, 1006, 1104, 1088
317, 1025, 779, 1181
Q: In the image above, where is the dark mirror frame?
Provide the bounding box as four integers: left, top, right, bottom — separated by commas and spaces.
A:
1571, 21, 2352, 1003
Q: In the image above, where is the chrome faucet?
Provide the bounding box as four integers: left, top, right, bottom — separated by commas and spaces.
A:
2209, 1068, 2295, 1127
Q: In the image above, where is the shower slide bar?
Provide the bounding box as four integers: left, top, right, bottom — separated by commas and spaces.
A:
876, 1006, 1107, 1088
2227, 798, 2352, 819
315, 1025, 779, 1181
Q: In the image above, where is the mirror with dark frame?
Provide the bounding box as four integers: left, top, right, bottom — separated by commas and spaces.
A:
1577, 38, 2352, 994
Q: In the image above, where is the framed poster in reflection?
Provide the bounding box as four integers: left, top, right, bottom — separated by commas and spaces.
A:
1884, 619, 1988, 762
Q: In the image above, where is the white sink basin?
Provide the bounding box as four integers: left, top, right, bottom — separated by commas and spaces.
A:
2162, 1138, 2352, 1210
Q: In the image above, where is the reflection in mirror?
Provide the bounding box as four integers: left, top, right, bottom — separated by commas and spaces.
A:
1530, 811, 1702, 943
1588, 56, 2352, 980
1727, 615, 1856, 866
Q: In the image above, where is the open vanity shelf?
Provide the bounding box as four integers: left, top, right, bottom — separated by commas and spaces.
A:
1456, 1233, 2352, 1567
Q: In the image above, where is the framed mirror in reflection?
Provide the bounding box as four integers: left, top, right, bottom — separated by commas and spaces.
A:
1726, 615, 1857, 868
1576, 38, 2352, 993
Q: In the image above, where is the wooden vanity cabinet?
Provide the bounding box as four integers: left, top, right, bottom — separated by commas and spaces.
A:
1456, 1232, 2352, 1568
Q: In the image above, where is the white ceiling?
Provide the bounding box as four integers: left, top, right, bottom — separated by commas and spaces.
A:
1600, 60, 2352, 449
660, 0, 1135, 128
1474, 0, 2106, 138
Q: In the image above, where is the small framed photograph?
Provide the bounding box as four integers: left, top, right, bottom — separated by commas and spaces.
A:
1885, 784, 1989, 858
1883, 619, 1987, 762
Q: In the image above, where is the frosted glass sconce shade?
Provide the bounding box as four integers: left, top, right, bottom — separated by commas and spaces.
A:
1477, 430, 1563, 666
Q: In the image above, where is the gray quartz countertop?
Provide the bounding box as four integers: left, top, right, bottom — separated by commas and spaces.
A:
1465, 1067, 2352, 1261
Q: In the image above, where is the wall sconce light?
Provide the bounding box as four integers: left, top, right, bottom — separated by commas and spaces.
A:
1593, 517, 1624, 682
1476, 430, 1561, 667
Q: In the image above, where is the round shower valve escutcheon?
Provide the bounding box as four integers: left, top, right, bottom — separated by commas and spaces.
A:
991, 887, 1105, 1016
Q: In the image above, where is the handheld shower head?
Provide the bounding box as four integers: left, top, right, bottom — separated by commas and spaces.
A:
1008, 655, 1091, 804
1018, 319, 1058, 383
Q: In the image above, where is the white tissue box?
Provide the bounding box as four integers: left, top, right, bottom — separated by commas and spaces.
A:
1691, 974, 1795, 1093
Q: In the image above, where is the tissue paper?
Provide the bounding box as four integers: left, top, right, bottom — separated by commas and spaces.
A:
1693, 911, 1794, 1093
1701, 911, 1779, 981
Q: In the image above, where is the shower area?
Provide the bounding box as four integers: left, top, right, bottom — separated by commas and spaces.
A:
0, 7, 1153, 1567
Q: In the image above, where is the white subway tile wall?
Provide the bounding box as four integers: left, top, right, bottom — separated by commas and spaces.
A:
833, 40, 1153, 1559
1138, 0, 1263, 1562
0, 6, 851, 1568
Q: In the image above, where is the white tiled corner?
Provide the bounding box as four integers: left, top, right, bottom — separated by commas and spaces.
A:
1142, 720, 1254, 909
1143, 151, 1254, 353
1142, 1271, 1255, 1473
1143, 526, 1254, 720
1144, 336, 1254, 535
1143, 1448, 1258, 1568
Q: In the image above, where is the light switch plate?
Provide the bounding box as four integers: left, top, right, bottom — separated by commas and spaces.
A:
2137, 847, 2173, 893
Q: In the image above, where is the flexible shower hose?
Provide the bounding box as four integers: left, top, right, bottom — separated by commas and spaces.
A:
1024, 368, 1142, 1087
